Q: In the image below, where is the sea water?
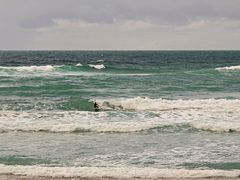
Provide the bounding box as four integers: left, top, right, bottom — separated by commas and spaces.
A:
0, 51, 240, 178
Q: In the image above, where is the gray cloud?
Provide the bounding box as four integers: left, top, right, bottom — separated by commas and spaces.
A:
2, 0, 240, 28
0, 0, 240, 49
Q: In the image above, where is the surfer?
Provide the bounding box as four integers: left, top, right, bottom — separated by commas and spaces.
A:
94, 102, 100, 112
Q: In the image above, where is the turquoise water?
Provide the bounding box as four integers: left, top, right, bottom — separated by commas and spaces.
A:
0, 51, 240, 177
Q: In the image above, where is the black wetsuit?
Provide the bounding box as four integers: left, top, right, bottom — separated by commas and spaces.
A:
94, 102, 99, 112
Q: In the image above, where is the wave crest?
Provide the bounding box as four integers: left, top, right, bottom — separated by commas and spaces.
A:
75, 63, 82, 67
0, 65, 56, 72
88, 64, 105, 69
215, 65, 240, 71
95, 97, 240, 111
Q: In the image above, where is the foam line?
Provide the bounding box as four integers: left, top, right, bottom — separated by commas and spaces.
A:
0, 106, 240, 133
215, 65, 240, 71
0, 164, 240, 179
0, 65, 56, 72
96, 97, 240, 111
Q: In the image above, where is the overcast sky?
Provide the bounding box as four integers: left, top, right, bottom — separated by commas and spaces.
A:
0, 0, 240, 50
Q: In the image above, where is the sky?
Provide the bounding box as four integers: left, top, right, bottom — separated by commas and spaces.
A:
0, 0, 240, 50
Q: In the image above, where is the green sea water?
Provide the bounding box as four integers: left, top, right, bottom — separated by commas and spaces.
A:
0, 51, 240, 178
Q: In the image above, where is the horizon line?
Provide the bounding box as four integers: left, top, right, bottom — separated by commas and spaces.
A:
0, 49, 240, 51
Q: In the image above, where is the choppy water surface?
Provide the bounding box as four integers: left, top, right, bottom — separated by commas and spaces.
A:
0, 51, 240, 178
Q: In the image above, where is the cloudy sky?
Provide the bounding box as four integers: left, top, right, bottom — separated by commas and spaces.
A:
0, 0, 240, 50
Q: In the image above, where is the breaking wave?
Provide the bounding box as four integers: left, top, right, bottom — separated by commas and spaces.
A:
215, 65, 240, 71
95, 97, 240, 111
75, 63, 82, 67
0, 65, 56, 72
88, 64, 105, 69
0, 164, 240, 179
0, 64, 106, 74
0, 65, 155, 76
1, 97, 240, 134
0, 110, 167, 133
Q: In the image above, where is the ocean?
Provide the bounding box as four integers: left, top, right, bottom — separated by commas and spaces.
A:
0, 51, 240, 179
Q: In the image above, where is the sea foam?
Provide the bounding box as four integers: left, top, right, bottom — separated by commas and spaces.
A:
191, 121, 240, 132
96, 97, 240, 111
0, 164, 240, 179
1, 97, 240, 133
0, 110, 161, 133
0, 65, 56, 72
88, 64, 105, 70
215, 65, 240, 71
75, 63, 82, 67
0, 97, 240, 133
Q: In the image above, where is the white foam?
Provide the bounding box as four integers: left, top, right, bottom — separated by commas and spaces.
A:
0, 110, 161, 133
0, 123, 160, 133
191, 121, 240, 132
1, 98, 240, 133
0, 164, 239, 178
95, 97, 240, 132
215, 65, 240, 71
88, 64, 105, 70
0, 65, 55, 72
96, 97, 240, 112
75, 63, 82, 67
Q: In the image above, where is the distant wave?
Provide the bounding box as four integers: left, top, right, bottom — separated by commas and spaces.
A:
215, 65, 240, 71
0, 65, 155, 76
0, 64, 106, 73
0, 164, 240, 179
96, 59, 104, 62
75, 63, 82, 67
88, 64, 105, 70
0, 65, 56, 72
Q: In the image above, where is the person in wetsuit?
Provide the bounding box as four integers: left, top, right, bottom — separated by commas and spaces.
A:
94, 102, 100, 112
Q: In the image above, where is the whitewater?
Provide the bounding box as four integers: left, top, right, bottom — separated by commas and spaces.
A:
0, 51, 240, 179
1, 98, 240, 133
